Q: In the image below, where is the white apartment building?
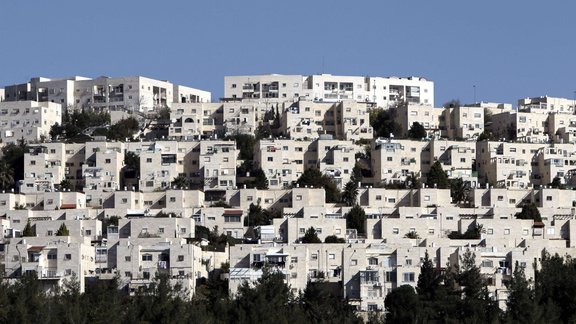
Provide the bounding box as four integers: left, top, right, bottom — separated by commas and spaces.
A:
224, 74, 434, 108
4, 237, 95, 293
199, 141, 237, 191
394, 104, 484, 140
0, 101, 61, 144
282, 99, 373, 141
82, 142, 124, 193
4, 76, 210, 113
255, 137, 358, 189
476, 141, 576, 188
395, 104, 444, 138
518, 96, 576, 114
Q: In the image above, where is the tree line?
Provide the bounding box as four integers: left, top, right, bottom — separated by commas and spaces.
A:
382, 250, 576, 324
0, 268, 361, 324
2, 249, 575, 323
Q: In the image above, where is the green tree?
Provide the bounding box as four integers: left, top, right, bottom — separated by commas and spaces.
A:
251, 168, 268, 190
0, 160, 14, 191
369, 108, 401, 138
516, 202, 542, 221
301, 281, 362, 323
346, 204, 366, 236
417, 251, 441, 301
296, 168, 341, 203
302, 227, 322, 243
106, 117, 140, 141
155, 107, 171, 121
385, 285, 420, 323
477, 130, 497, 141
450, 177, 470, 206
56, 223, 70, 236
233, 267, 299, 323
549, 177, 565, 189
228, 134, 255, 160
506, 263, 538, 323
244, 203, 273, 227
22, 221, 35, 237
408, 122, 427, 139
443, 99, 461, 108
426, 161, 449, 189
341, 180, 358, 206
171, 174, 189, 189
324, 235, 346, 243
59, 179, 73, 191
1, 142, 28, 187
534, 253, 576, 323
458, 249, 484, 299
404, 231, 420, 239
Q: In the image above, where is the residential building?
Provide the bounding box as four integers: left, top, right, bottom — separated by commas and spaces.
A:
4, 76, 210, 113
224, 74, 434, 108
0, 101, 61, 144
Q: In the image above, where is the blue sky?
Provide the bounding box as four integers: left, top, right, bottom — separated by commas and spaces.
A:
1, 0, 575, 106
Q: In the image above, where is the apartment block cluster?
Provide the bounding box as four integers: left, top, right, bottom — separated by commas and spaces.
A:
0, 76, 210, 144
3, 73, 576, 312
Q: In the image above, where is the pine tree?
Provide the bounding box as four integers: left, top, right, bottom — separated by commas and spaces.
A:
346, 204, 366, 236
56, 223, 70, 236
426, 161, 449, 189
22, 221, 35, 237
302, 227, 321, 243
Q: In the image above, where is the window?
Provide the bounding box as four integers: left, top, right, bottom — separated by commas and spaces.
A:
291, 256, 298, 263
481, 260, 493, 267
125, 256, 131, 262
146, 158, 152, 163
47, 253, 57, 260
393, 228, 399, 234
142, 254, 153, 261
546, 196, 552, 201
487, 228, 494, 235
387, 157, 393, 161
376, 195, 382, 201
403, 272, 415, 282
329, 254, 335, 260
504, 229, 510, 235
64, 254, 72, 260
369, 257, 378, 265
350, 259, 358, 266
311, 254, 318, 260
178, 255, 184, 261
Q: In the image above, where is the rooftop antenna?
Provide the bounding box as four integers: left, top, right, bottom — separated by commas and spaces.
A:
473, 85, 477, 104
